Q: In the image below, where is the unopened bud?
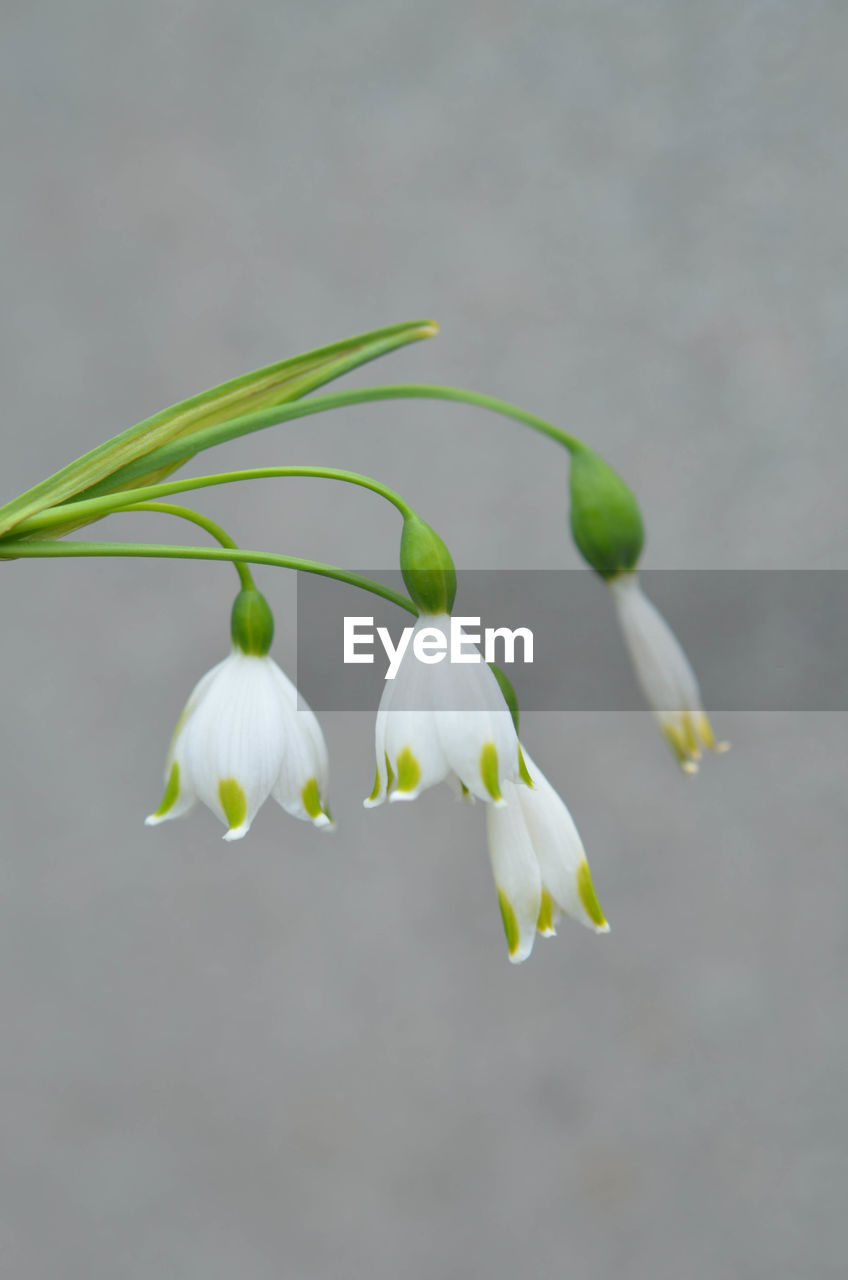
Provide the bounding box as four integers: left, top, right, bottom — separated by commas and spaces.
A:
569, 447, 644, 578
400, 515, 457, 615
230, 588, 274, 655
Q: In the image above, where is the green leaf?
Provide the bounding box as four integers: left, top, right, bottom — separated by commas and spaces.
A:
0, 319, 438, 539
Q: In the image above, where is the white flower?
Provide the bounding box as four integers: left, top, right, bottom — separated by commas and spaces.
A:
609, 572, 728, 773
146, 650, 332, 840
486, 749, 609, 963
364, 613, 520, 807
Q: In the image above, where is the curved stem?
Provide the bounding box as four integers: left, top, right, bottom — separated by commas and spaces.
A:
330, 384, 582, 451
0, 539, 418, 616
9, 466, 414, 538
128, 501, 254, 590
65, 384, 584, 500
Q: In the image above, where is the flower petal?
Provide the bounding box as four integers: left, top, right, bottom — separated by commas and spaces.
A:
517, 751, 609, 934
363, 613, 520, 806
363, 695, 391, 808
383, 707, 450, 801
178, 653, 287, 838
427, 619, 520, 802
435, 707, 519, 803
610, 573, 725, 770
144, 759, 197, 826
485, 785, 543, 963
445, 771, 476, 805
269, 670, 333, 829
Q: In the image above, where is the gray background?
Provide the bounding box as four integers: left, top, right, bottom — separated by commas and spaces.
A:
1, 2, 846, 1277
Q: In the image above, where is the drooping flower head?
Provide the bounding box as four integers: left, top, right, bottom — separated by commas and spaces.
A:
365, 514, 522, 806
146, 587, 332, 840
610, 573, 727, 772
568, 445, 726, 771
486, 748, 609, 963
364, 612, 522, 806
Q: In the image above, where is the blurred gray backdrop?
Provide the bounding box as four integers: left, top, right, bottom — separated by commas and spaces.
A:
1, 2, 846, 1277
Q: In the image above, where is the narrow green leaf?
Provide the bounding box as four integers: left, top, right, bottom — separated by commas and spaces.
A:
0, 319, 437, 539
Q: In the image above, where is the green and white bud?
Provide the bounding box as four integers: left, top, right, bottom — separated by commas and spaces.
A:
568, 446, 644, 578
400, 514, 457, 615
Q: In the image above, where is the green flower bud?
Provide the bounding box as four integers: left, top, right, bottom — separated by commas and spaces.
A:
400, 515, 457, 615
230, 587, 275, 655
568, 446, 644, 578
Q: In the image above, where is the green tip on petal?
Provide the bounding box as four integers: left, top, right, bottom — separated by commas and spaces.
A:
365, 754, 396, 808
301, 777, 322, 818
218, 777, 248, 836
150, 762, 180, 818
497, 888, 521, 958
537, 888, 557, 936
518, 745, 534, 788
663, 721, 700, 774
577, 859, 609, 932
479, 741, 502, 803
393, 746, 422, 796
301, 777, 332, 826
697, 713, 731, 754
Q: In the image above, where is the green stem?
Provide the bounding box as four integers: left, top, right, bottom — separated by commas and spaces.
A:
0, 539, 417, 615
8, 467, 414, 538
62, 384, 583, 501
343, 384, 582, 450
128, 501, 255, 590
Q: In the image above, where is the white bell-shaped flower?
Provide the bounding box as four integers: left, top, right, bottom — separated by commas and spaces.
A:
146, 588, 332, 840
364, 613, 521, 807
485, 749, 608, 963
609, 572, 728, 773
